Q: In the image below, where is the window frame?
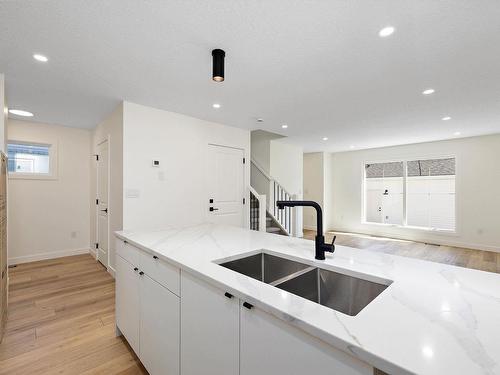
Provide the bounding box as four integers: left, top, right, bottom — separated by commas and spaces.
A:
361, 154, 458, 234
7, 139, 59, 180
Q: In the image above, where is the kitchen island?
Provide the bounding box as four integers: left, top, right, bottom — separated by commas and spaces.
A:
115, 223, 500, 375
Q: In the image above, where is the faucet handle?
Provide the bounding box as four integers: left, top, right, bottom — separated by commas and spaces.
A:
331, 235, 336, 252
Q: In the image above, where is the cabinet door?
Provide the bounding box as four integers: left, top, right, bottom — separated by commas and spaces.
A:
140, 274, 180, 375
115, 255, 140, 355
240, 303, 373, 375
180, 271, 239, 375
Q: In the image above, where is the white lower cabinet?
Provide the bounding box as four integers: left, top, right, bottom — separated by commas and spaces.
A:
116, 254, 140, 355
116, 251, 180, 375
180, 271, 373, 375
117, 241, 373, 375
180, 271, 239, 375
140, 273, 180, 375
240, 302, 373, 375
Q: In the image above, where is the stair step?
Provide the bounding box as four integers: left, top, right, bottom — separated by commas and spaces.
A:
266, 227, 281, 233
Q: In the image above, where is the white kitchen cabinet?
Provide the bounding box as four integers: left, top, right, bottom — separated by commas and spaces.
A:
140, 250, 180, 295
240, 301, 373, 375
115, 238, 180, 375
180, 271, 239, 375
115, 254, 141, 355
140, 273, 180, 375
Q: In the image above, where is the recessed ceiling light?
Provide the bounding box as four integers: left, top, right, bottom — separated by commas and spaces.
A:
9, 109, 34, 117
378, 26, 395, 38
281, 124, 288, 129
350, 145, 355, 149
212, 103, 221, 109
33, 54, 48, 62
322, 137, 328, 141
422, 346, 434, 359
453, 131, 461, 136
442, 116, 451, 121
422, 88, 435, 95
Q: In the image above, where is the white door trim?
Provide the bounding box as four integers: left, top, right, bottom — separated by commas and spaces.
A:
95, 135, 112, 275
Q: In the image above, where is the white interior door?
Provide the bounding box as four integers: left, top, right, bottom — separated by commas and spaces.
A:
96, 140, 109, 268
207, 144, 245, 227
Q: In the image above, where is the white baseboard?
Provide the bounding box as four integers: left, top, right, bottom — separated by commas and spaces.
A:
303, 225, 317, 231
89, 247, 97, 259
9, 248, 91, 265
107, 266, 116, 278
330, 227, 500, 253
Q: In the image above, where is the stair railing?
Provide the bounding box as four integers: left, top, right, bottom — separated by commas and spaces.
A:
249, 186, 266, 232
250, 159, 297, 236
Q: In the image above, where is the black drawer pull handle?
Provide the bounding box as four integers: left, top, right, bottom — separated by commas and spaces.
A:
139, 271, 144, 276
224, 292, 233, 299
133, 267, 138, 272
153, 255, 158, 259
124, 240, 128, 244
243, 302, 253, 310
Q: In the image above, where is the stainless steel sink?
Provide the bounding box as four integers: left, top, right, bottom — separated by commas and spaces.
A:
219, 252, 310, 285
218, 252, 390, 316
275, 267, 388, 316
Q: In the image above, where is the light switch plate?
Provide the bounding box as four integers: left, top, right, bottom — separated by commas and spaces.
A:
126, 189, 140, 198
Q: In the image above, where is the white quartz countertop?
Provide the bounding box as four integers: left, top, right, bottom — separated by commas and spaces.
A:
115, 224, 500, 375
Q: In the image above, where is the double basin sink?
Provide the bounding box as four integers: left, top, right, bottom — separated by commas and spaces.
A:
218, 252, 390, 316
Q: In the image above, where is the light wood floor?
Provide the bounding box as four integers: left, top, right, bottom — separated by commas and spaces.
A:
303, 230, 500, 274
0, 254, 147, 375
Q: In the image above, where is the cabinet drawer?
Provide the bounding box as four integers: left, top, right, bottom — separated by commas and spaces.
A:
140, 251, 180, 296
116, 237, 141, 266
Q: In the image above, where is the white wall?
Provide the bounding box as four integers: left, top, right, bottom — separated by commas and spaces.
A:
269, 139, 303, 197
327, 134, 500, 252
0, 74, 6, 153
8, 119, 91, 263
303, 152, 324, 230
250, 130, 283, 174
122, 102, 250, 231
90, 103, 123, 272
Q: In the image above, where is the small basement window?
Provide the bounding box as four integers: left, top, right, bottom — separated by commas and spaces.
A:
7, 141, 57, 179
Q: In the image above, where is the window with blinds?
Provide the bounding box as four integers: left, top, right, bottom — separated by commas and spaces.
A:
364, 157, 456, 231
406, 158, 455, 231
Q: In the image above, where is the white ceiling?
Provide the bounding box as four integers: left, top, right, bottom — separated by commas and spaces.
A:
1, 0, 499, 152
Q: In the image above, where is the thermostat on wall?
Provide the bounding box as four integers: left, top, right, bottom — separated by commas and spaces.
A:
152, 160, 160, 167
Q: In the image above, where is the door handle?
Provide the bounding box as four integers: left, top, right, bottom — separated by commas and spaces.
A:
209, 207, 219, 212
243, 302, 253, 310
100, 208, 108, 213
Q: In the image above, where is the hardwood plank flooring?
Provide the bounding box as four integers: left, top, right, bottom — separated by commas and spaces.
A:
0, 254, 147, 375
303, 230, 500, 274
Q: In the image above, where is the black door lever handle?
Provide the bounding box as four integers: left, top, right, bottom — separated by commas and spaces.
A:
209, 207, 219, 212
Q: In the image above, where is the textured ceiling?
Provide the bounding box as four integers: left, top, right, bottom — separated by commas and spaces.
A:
1, 0, 499, 152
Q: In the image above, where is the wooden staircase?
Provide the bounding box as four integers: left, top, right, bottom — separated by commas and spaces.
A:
265, 214, 287, 236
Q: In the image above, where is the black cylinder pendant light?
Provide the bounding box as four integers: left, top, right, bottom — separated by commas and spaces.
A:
212, 49, 225, 82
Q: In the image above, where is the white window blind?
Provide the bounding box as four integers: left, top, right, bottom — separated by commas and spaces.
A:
364, 158, 456, 231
